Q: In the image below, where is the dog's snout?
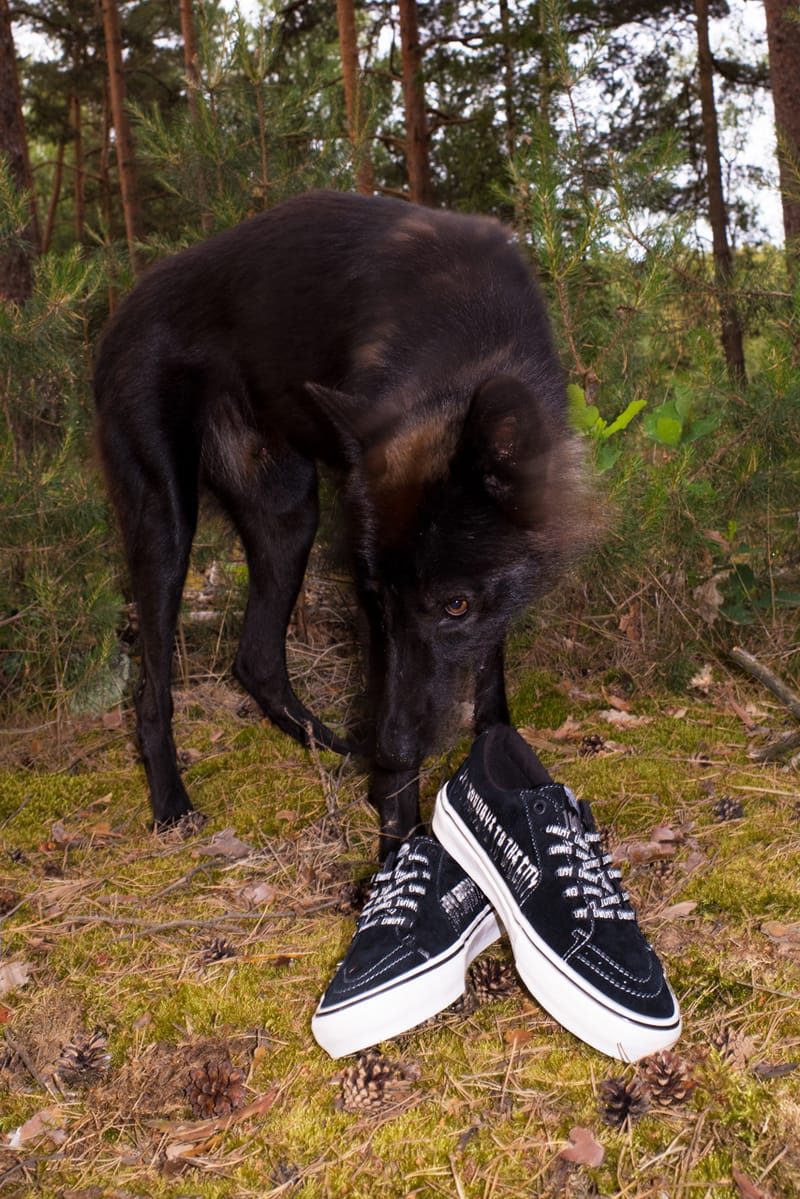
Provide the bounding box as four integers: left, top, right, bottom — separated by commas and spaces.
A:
375, 702, 425, 772
375, 729, 419, 773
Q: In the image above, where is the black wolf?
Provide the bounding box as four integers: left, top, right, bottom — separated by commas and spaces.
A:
94, 190, 587, 858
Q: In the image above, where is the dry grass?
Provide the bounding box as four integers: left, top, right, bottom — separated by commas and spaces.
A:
1, 573, 799, 1198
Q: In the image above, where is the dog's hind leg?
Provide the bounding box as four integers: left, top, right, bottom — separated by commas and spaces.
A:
100, 418, 200, 827
211, 442, 349, 756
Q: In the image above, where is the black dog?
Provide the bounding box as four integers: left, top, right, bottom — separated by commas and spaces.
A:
94, 190, 588, 858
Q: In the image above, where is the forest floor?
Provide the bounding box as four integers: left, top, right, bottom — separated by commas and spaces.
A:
1, 571, 799, 1199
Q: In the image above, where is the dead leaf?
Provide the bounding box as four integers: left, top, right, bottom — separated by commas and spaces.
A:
0, 959, 31, 996
683, 850, 707, 873
660, 900, 698, 920
762, 920, 800, 945
752, 1061, 799, 1079
704, 529, 732, 553
517, 720, 583, 752
552, 718, 583, 742
559, 1126, 605, 1168
178, 747, 204, 766
694, 575, 729, 626
199, 829, 253, 860
618, 606, 641, 643
235, 881, 276, 908
51, 820, 84, 847
150, 1087, 281, 1159
602, 689, 633, 712
732, 1168, 772, 1199
275, 809, 299, 823
666, 706, 688, 718
689, 663, 715, 693
651, 825, 680, 845
84, 820, 121, 841
616, 838, 675, 866
101, 705, 123, 729
728, 696, 758, 730
597, 709, 653, 727
3, 1105, 68, 1149
503, 1027, 533, 1047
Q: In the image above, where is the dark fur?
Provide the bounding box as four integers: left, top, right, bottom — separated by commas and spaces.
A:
94, 190, 588, 858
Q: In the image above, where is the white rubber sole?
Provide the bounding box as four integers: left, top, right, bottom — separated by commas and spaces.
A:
433, 783, 681, 1062
311, 905, 501, 1059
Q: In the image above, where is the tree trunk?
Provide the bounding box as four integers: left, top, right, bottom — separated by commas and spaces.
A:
763, 0, 800, 280
42, 139, 66, 254
498, 0, 516, 159
0, 0, 38, 303
100, 0, 143, 274
398, 0, 431, 205
695, 0, 746, 383
179, 0, 212, 230
179, 0, 201, 121
336, 0, 374, 193
70, 92, 85, 242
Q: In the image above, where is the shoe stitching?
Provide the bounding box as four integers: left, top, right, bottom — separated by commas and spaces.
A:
573, 949, 668, 1002
577, 941, 663, 990
337, 944, 422, 994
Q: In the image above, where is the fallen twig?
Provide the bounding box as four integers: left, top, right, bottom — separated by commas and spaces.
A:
3, 1032, 61, 1098
730, 647, 800, 722
750, 726, 800, 762
731, 646, 800, 760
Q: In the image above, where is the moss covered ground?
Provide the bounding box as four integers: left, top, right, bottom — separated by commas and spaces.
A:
1, 632, 798, 1198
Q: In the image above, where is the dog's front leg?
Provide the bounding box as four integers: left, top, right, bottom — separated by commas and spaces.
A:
369, 765, 422, 861
473, 639, 511, 733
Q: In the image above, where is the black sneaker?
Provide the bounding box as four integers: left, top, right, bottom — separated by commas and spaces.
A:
432, 726, 681, 1061
312, 835, 500, 1058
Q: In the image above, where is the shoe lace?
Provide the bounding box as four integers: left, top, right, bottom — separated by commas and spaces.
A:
547, 793, 635, 921
357, 840, 433, 933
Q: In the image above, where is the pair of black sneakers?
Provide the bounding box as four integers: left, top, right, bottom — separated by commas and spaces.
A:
312, 726, 681, 1062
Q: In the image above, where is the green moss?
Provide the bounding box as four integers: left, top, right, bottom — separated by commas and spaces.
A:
509, 669, 573, 729
2, 672, 798, 1199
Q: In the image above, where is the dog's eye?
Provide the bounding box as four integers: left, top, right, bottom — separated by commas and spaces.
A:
444, 597, 469, 618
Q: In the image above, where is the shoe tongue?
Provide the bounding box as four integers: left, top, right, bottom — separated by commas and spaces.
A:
562, 785, 581, 817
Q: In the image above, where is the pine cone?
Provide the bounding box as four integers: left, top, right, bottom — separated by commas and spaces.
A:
636, 1050, 698, 1107
56, 1030, 112, 1086
335, 1051, 421, 1113
711, 1025, 757, 1069
200, 936, 237, 964
599, 1075, 651, 1127
713, 796, 744, 822
579, 733, 606, 757
337, 876, 372, 914
0, 888, 20, 916
185, 1057, 246, 1118
650, 857, 674, 880
469, 955, 518, 1003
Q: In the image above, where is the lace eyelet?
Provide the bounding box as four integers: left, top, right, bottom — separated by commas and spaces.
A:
532, 799, 548, 814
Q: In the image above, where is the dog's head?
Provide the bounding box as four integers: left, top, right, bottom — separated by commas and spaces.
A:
305, 375, 593, 768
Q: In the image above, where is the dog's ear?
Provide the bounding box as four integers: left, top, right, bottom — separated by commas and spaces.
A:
303, 383, 364, 461
463, 375, 557, 526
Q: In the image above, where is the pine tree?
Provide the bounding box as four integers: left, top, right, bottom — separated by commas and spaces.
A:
764, 0, 800, 279
100, 0, 143, 273
0, 0, 38, 302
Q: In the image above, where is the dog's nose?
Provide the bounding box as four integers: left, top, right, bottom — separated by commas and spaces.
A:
375, 720, 421, 773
